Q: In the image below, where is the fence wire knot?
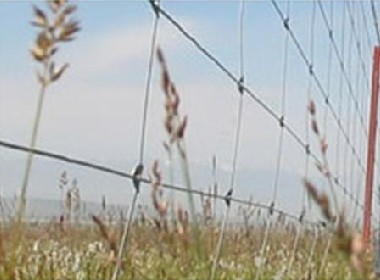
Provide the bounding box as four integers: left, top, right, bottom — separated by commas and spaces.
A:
283, 17, 290, 30
309, 64, 314, 75
148, 0, 160, 18
269, 201, 275, 216
279, 116, 285, 128
238, 76, 245, 95
132, 163, 144, 193
334, 177, 339, 185
328, 29, 333, 39
299, 208, 305, 223
305, 144, 311, 155
225, 188, 233, 207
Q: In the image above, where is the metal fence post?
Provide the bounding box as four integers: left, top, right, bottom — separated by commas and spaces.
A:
377, 188, 380, 276
363, 46, 380, 246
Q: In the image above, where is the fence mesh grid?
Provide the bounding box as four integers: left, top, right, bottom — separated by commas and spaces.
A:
0, 0, 380, 278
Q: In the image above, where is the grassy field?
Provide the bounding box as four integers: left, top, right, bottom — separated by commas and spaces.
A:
0, 0, 377, 279
0, 216, 370, 280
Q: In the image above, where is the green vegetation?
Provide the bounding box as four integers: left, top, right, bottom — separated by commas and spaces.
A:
0, 220, 367, 280
0, 1, 376, 279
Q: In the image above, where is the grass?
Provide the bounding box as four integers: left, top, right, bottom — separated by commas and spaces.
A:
0, 219, 364, 280
0, 1, 377, 279
17, 0, 80, 223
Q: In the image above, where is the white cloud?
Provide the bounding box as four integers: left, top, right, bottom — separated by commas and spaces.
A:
0, 29, 309, 173
67, 17, 200, 80
0, 17, 199, 156
0, 14, 356, 215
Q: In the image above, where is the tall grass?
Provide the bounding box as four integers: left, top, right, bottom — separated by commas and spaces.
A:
0, 1, 376, 280
17, 0, 80, 223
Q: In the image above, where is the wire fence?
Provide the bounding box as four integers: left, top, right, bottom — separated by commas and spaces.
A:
0, 0, 380, 277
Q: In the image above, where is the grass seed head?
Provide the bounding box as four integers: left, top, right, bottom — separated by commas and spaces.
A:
308, 100, 316, 116
32, 5, 49, 28
150, 161, 168, 222
311, 119, 319, 135
92, 215, 117, 254
321, 138, 328, 155
30, 0, 80, 85
157, 48, 188, 145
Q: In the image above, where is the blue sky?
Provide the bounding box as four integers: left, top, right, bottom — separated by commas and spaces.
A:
0, 0, 379, 222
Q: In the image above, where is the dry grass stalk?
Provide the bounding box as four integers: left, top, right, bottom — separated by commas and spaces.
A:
304, 179, 334, 222
17, 0, 80, 222
92, 215, 118, 255
304, 100, 366, 275
200, 188, 212, 225
176, 203, 189, 236
0, 226, 3, 264
308, 100, 338, 213
156, 48, 200, 255
58, 214, 65, 233
149, 158, 190, 234
65, 190, 72, 223
62, 176, 81, 225
238, 199, 255, 236
156, 48, 188, 145
150, 160, 169, 231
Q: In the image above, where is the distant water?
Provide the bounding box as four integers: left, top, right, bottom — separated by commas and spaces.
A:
0, 197, 297, 228
0, 197, 129, 223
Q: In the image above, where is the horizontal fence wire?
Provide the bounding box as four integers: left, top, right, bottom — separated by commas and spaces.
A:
151, 1, 366, 212
0, 139, 321, 226
1, 0, 378, 231
272, 0, 368, 181
1, 2, 380, 279
316, 0, 369, 174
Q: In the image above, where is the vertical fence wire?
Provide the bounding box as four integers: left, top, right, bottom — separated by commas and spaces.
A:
1, 1, 379, 277
343, 0, 354, 211
277, 1, 306, 276
303, 3, 320, 277
334, 2, 346, 212
317, 2, 368, 139
148, 0, 362, 211
346, 1, 371, 97
255, 1, 293, 278
317, 3, 335, 270
112, 1, 161, 279
316, 0, 368, 178
271, 0, 365, 211
322, 0, 334, 137
210, 1, 246, 279
350, 3, 361, 225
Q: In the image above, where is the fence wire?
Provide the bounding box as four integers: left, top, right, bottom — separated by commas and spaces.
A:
0, 1, 379, 278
